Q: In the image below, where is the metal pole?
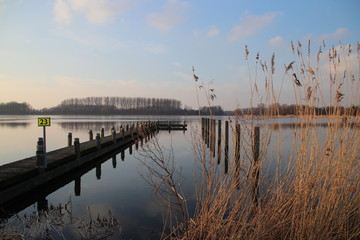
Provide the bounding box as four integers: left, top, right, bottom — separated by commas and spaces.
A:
43, 126, 47, 168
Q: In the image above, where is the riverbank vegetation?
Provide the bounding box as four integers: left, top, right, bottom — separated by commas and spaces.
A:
0, 98, 227, 115
140, 41, 360, 239
1, 99, 359, 116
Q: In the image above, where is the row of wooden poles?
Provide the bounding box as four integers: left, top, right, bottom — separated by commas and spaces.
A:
201, 118, 260, 206
36, 121, 157, 168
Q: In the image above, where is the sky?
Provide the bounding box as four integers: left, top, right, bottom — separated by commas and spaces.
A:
0, 0, 359, 110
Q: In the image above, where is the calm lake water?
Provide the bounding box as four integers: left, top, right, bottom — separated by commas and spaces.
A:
0, 115, 352, 239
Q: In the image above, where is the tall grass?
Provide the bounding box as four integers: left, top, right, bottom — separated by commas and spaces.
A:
141, 41, 359, 239
186, 41, 359, 239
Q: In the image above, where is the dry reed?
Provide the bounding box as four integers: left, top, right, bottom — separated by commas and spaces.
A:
141, 40, 360, 239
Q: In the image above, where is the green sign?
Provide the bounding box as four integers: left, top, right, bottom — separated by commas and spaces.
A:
38, 117, 51, 127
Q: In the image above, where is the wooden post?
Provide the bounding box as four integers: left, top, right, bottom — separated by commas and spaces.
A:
112, 155, 117, 168
121, 127, 125, 139
235, 123, 240, 163
36, 137, 45, 168
96, 164, 101, 180
212, 119, 216, 158
210, 119, 213, 153
207, 118, 210, 147
204, 118, 208, 146
252, 126, 260, 207
101, 128, 105, 138
217, 120, 221, 164
37, 198, 48, 212
74, 138, 80, 161
88, 130, 93, 141
235, 123, 241, 188
68, 133, 72, 147
121, 150, 125, 161
96, 133, 101, 150
112, 128, 116, 144
74, 177, 81, 196
201, 118, 204, 140
224, 121, 229, 174
129, 144, 133, 155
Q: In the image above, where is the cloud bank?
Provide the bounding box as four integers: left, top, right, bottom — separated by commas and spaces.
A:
228, 12, 281, 42
53, 0, 134, 24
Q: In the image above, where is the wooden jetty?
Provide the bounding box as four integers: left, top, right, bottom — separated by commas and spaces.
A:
0, 121, 187, 207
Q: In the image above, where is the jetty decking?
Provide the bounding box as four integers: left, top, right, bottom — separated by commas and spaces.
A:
0, 121, 187, 207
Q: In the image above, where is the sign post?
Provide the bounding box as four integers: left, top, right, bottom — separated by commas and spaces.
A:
38, 117, 51, 168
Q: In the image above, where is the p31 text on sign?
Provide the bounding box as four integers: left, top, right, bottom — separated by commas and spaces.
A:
38, 117, 51, 127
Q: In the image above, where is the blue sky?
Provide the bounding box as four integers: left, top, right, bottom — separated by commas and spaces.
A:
0, 0, 359, 110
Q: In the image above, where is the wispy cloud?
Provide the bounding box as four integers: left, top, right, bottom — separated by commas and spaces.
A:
269, 36, 284, 46
319, 28, 351, 40
0, 0, 7, 11
228, 12, 281, 42
147, 0, 189, 30
173, 62, 182, 68
144, 44, 167, 54
53, 0, 134, 25
174, 71, 192, 80
52, 27, 126, 49
207, 26, 220, 37
54, 0, 72, 24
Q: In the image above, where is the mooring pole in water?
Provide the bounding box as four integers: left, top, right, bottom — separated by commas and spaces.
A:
37, 197, 48, 212
207, 118, 210, 147
75, 177, 81, 196
96, 164, 101, 180
121, 150, 125, 161
235, 123, 241, 163
252, 126, 260, 207
235, 123, 241, 188
129, 144, 133, 155
131, 123, 135, 139
217, 120, 222, 164
88, 130, 93, 141
101, 128, 105, 138
96, 133, 101, 150
224, 120, 229, 174
210, 119, 213, 153
74, 138, 80, 161
121, 127, 125, 139
36, 137, 45, 168
112, 155, 117, 168
68, 133, 72, 147
112, 128, 116, 144
212, 119, 216, 158
204, 118, 207, 146
201, 118, 204, 140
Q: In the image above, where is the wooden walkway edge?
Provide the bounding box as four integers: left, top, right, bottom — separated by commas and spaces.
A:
0, 121, 187, 206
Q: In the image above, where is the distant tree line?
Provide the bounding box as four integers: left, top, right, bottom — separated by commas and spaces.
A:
236, 103, 360, 116
2, 99, 358, 116
0, 98, 228, 116
0, 102, 33, 114
42, 97, 183, 115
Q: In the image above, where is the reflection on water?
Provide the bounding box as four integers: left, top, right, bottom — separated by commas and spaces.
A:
0, 115, 358, 239
0, 122, 30, 128
266, 121, 357, 130
57, 121, 130, 132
